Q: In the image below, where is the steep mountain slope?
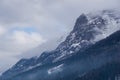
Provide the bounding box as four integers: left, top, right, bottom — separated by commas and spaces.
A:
1, 10, 120, 80
4, 26, 120, 80
75, 62, 120, 80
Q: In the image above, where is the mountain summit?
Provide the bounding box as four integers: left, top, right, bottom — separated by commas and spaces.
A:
1, 10, 120, 80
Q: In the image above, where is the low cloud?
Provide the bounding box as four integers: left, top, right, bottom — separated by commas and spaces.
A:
0, 29, 45, 73
0, 26, 6, 35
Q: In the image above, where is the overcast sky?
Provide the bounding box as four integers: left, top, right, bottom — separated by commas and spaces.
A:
0, 0, 119, 74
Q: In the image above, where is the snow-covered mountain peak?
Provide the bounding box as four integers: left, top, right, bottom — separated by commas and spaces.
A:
53, 10, 120, 62
86, 10, 120, 42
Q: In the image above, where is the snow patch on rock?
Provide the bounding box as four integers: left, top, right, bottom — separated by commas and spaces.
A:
48, 64, 64, 75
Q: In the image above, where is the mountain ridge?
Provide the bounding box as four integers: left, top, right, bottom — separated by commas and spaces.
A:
1, 9, 120, 80
4, 27, 120, 80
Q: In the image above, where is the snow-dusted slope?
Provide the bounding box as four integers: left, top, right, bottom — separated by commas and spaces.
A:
1, 10, 120, 80
4, 25, 120, 80
52, 10, 120, 62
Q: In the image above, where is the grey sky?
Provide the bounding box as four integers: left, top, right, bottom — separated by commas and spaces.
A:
0, 0, 119, 74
